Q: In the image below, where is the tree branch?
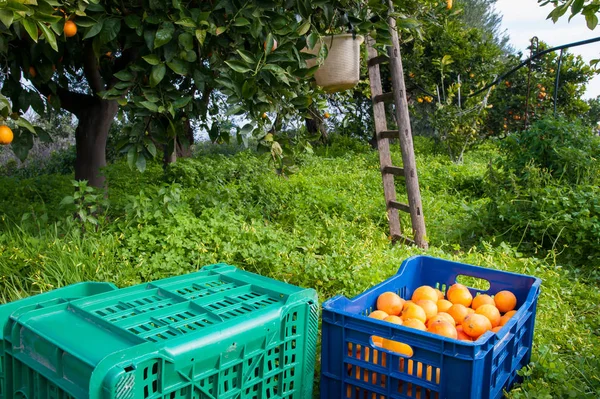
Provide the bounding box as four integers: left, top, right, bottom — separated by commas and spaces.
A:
33, 83, 94, 116
83, 42, 106, 94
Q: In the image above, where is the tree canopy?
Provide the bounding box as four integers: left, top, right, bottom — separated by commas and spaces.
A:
0, 0, 444, 186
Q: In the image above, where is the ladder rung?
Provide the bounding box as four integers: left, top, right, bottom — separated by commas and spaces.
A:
368, 55, 388, 67
379, 130, 399, 139
374, 92, 394, 103
392, 234, 416, 246
382, 166, 405, 176
389, 200, 411, 213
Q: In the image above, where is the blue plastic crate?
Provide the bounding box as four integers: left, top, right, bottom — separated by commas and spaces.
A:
320, 256, 541, 399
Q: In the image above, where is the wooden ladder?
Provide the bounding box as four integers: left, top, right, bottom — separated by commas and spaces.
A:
366, 4, 428, 249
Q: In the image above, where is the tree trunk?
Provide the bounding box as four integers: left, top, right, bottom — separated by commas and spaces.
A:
74, 99, 118, 188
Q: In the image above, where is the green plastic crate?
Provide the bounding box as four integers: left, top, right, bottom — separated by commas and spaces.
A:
0, 264, 319, 399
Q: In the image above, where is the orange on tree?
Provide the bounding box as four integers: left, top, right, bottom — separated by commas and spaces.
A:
436, 299, 452, 313
264, 38, 278, 52
0, 125, 14, 145
412, 286, 439, 303
28, 66, 37, 78
415, 300, 438, 321
324, 112, 330, 119
447, 0, 453, 10
403, 318, 427, 331
494, 291, 517, 313
427, 320, 457, 339
499, 310, 517, 326
471, 294, 494, 310
377, 292, 404, 316
462, 314, 492, 339
447, 284, 473, 307
427, 312, 455, 327
476, 304, 501, 327
447, 304, 470, 325
401, 302, 427, 323
64, 20, 77, 37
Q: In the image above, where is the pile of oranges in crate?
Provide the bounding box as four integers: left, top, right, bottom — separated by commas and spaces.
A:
346, 284, 519, 394
371, 284, 518, 352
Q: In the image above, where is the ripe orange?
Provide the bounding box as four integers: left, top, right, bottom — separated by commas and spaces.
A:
415, 300, 438, 321
462, 314, 492, 339
471, 294, 494, 310
466, 307, 475, 315
377, 292, 404, 316
434, 288, 444, 300
383, 339, 413, 356
476, 304, 501, 327
64, 21, 77, 38
436, 299, 452, 313
369, 310, 389, 320
456, 325, 472, 341
492, 326, 502, 333
427, 320, 457, 339
447, 304, 470, 325
324, 112, 330, 119
447, 0, 453, 10
0, 125, 14, 145
427, 312, 455, 327
369, 310, 388, 346
411, 286, 439, 303
384, 315, 403, 325
28, 66, 37, 78
381, 316, 413, 356
494, 291, 517, 313
499, 310, 517, 326
401, 303, 427, 323
402, 318, 427, 331
261, 112, 268, 119
447, 284, 473, 307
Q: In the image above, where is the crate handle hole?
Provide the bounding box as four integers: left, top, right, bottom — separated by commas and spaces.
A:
455, 275, 491, 291
124, 365, 135, 373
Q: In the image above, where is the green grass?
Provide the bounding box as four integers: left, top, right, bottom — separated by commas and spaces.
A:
0, 136, 598, 397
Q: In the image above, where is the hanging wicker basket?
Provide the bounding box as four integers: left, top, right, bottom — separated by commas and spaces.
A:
304, 34, 365, 93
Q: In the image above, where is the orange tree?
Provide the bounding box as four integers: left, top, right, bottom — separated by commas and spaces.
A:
540, 0, 600, 29
0, 0, 417, 187
484, 41, 596, 137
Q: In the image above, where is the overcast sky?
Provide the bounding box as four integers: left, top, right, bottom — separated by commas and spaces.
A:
494, 0, 600, 98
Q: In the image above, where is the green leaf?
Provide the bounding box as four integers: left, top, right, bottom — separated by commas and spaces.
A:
139, 101, 159, 112
127, 147, 137, 169
571, 0, 585, 15
237, 49, 256, 64
178, 32, 194, 51
114, 70, 134, 81
150, 63, 167, 87
155, 22, 175, 48
167, 58, 188, 75
265, 32, 275, 55
175, 17, 197, 28
38, 23, 58, 51
14, 117, 35, 133
145, 140, 157, 157
297, 20, 311, 36
143, 54, 161, 65
172, 96, 192, 109
136, 153, 147, 172
585, 12, 598, 30
0, 10, 14, 28
83, 19, 104, 40
99, 18, 121, 44
307, 32, 319, 50
195, 29, 207, 45
215, 26, 226, 36
125, 15, 142, 29
22, 19, 38, 42
233, 17, 250, 26
225, 60, 253, 74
